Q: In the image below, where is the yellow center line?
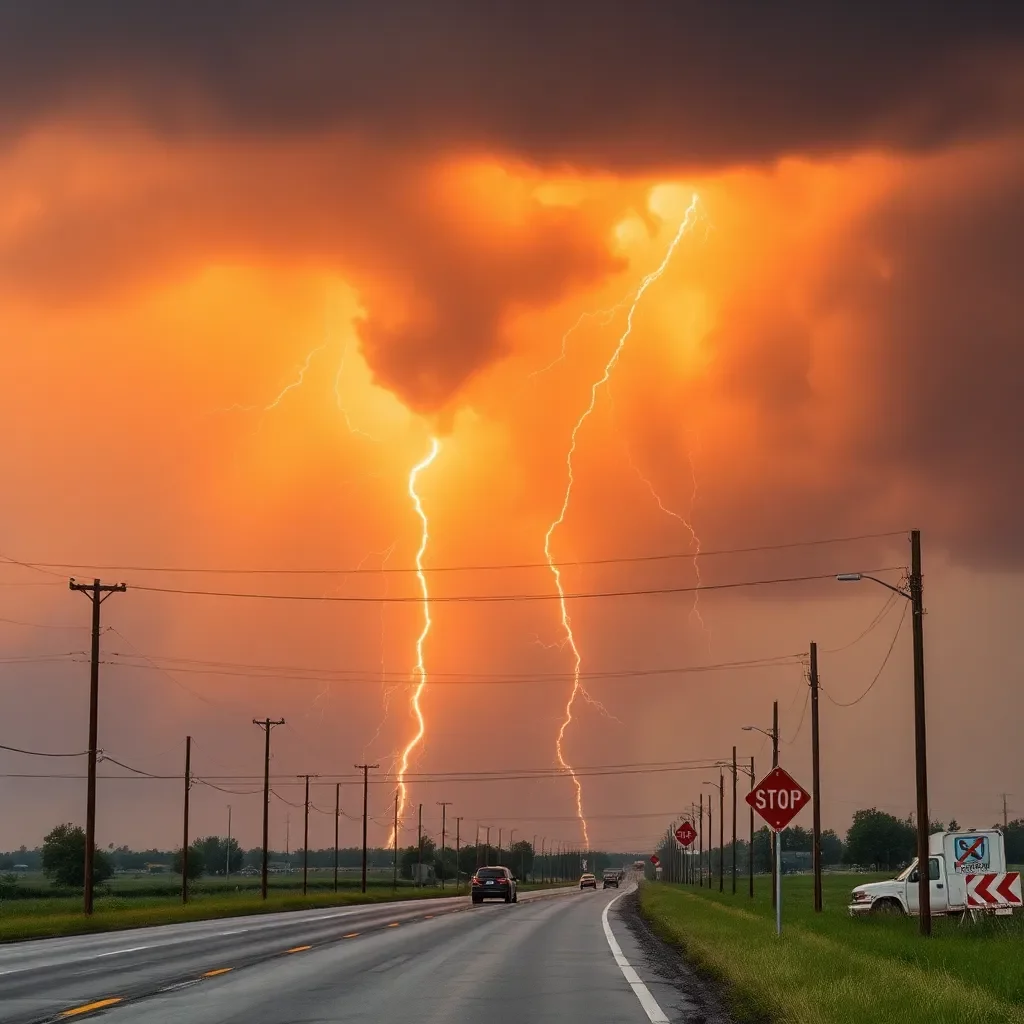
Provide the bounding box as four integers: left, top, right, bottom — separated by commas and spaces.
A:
285, 945, 312, 953
423, 914, 434, 919
203, 968, 233, 977
343, 932, 360, 938
59, 998, 123, 1017
387, 922, 400, 927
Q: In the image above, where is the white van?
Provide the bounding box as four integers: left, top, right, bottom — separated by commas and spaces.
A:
848, 829, 1011, 917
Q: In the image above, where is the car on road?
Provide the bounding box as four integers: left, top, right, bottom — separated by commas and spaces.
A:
580, 872, 598, 890
471, 866, 518, 903
602, 870, 619, 889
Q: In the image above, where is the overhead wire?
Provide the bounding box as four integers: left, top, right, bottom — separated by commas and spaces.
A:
8, 531, 907, 577
124, 567, 906, 604
0, 743, 86, 757
823, 602, 909, 708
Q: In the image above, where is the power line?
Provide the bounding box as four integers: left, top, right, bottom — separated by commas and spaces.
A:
125, 567, 905, 604
0, 743, 87, 757
822, 602, 909, 708
7, 531, 907, 577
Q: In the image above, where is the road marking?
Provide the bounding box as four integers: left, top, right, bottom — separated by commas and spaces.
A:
602, 891, 670, 1024
423, 914, 435, 919
387, 922, 400, 927
285, 945, 312, 953
160, 981, 200, 993
203, 968, 233, 977
93, 945, 152, 958
59, 998, 123, 1017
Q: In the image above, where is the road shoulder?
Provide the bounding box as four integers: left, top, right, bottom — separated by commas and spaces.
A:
611, 889, 737, 1024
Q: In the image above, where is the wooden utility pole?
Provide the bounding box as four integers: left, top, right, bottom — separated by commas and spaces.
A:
392, 791, 399, 891
771, 700, 779, 910
455, 817, 463, 893
253, 718, 285, 899
749, 756, 755, 898
417, 804, 423, 885
299, 774, 318, 896
334, 783, 340, 893
437, 802, 452, 889
354, 764, 378, 893
909, 528, 931, 938
731, 747, 738, 895
69, 577, 126, 915
810, 642, 823, 912
181, 736, 192, 904
719, 770, 725, 893
699, 793, 703, 887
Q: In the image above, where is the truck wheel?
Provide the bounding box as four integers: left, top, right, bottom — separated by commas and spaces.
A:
871, 898, 904, 916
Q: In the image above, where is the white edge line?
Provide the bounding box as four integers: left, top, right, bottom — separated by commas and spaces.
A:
94, 945, 152, 958
602, 889, 670, 1024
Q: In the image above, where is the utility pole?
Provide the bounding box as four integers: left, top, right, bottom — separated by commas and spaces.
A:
706, 803, 712, 887
749, 756, 755, 898
699, 793, 703, 887
437, 802, 452, 889
719, 769, 725, 893
809, 641, 823, 913
334, 783, 340, 893
909, 528, 931, 938
772, 699, 779, 910
253, 718, 285, 900
69, 577, 126, 916
355, 764, 378, 893
731, 746, 738, 895
455, 817, 463, 893
392, 791, 399, 891
1003, 794, 1009, 829
497, 827, 503, 864
484, 826, 491, 866
226, 805, 232, 880
299, 774, 318, 896
417, 804, 423, 886
181, 736, 192, 904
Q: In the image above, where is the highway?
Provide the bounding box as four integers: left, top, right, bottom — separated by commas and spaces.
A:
0, 883, 710, 1024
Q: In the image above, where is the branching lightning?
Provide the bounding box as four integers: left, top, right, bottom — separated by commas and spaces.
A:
393, 438, 441, 837
528, 298, 631, 378
544, 193, 702, 848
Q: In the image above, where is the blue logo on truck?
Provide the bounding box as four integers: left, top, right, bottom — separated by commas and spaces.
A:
954, 835, 989, 872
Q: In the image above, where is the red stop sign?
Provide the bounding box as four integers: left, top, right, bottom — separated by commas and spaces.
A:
650, 853, 661, 866
745, 765, 811, 832
674, 821, 697, 847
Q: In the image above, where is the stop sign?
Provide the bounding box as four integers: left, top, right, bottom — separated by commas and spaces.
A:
745, 765, 810, 832
650, 853, 661, 866
674, 821, 697, 847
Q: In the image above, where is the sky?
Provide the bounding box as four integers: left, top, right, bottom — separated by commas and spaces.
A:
1, 2, 1023, 857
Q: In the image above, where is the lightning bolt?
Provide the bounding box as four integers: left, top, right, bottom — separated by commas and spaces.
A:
334, 338, 382, 442
392, 437, 440, 839
626, 445, 709, 644
528, 298, 630, 378
543, 193, 702, 848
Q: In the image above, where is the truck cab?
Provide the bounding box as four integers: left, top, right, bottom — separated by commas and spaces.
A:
849, 829, 1007, 917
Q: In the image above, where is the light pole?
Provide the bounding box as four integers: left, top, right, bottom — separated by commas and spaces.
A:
743, 707, 780, 907
837, 528, 930, 936
703, 777, 725, 893
736, 758, 755, 897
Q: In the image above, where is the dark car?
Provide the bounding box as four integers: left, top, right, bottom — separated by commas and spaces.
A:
602, 871, 619, 889
471, 866, 518, 904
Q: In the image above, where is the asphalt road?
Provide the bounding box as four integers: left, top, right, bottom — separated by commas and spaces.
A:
0, 883, 686, 1024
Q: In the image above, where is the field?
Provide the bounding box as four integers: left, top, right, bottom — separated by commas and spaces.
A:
640, 875, 1024, 1024
0, 872, 568, 942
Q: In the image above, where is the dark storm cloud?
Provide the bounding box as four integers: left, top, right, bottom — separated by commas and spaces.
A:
1, 1, 1022, 166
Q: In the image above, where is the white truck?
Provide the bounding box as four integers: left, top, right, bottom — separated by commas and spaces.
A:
849, 829, 1012, 917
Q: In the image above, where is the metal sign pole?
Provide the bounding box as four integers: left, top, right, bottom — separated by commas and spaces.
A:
775, 827, 782, 936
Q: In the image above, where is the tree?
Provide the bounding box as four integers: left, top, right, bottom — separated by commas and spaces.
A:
41, 823, 113, 887
844, 809, 916, 869
1002, 819, 1024, 864
400, 839, 436, 880
820, 829, 844, 866
172, 841, 206, 880
948, 819, 960, 832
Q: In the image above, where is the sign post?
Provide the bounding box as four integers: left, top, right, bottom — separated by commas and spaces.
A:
745, 765, 811, 936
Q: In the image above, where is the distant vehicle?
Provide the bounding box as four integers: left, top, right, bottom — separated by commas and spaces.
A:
580, 873, 598, 890
471, 866, 518, 904
849, 830, 1012, 917
602, 870, 619, 889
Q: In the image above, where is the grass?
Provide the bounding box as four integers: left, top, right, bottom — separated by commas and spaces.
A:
640, 875, 1024, 1024
0, 879, 571, 942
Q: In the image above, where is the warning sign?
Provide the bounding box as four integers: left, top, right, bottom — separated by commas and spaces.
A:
953, 835, 990, 874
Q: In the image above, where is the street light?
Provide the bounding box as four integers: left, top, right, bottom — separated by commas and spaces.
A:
837, 528, 930, 936
703, 777, 725, 893
735, 758, 756, 898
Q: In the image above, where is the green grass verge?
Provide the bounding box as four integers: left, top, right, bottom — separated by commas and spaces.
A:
640, 876, 1024, 1024
0, 880, 573, 942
